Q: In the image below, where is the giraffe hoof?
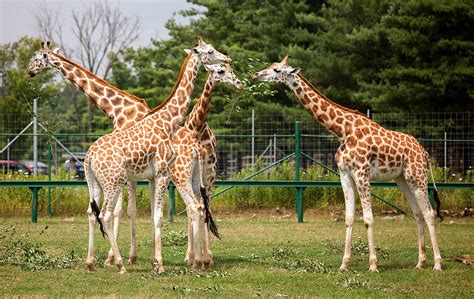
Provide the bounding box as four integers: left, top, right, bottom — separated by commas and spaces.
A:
157, 266, 165, 274
415, 262, 425, 269
339, 265, 349, 272
203, 260, 211, 271
128, 256, 138, 266
369, 266, 379, 273
433, 264, 442, 271
118, 266, 127, 274
192, 260, 202, 271
87, 264, 96, 273
185, 255, 194, 266
104, 260, 114, 267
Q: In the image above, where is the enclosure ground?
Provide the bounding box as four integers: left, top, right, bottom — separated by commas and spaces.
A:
1, 213, 473, 297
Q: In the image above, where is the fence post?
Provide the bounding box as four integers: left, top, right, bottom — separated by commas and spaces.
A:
168, 185, 176, 223
6, 138, 9, 175
295, 121, 304, 223
47, 144, 52, 217
29, 187, 41, 223
251, 109, 255, 170
33, 98, 38, 175
444, 131, 447, 182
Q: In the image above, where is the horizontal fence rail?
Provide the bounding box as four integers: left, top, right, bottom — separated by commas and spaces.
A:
1, 180, 473, 223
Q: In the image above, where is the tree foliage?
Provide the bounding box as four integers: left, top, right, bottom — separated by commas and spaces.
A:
112, 0, 473, 113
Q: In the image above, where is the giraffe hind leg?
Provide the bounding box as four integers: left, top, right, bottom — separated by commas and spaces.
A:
403, 175, 442, 270
102, 186, 126, 274
105, 189, 124, 267
395, 176, 427, 268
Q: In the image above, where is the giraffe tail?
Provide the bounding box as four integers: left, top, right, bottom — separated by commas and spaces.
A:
201, 186, 221, 240
86, 155, 107, 238
427, 154, 443, 221
90, 200, 107, 238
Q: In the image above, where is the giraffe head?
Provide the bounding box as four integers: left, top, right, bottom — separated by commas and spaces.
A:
185, 36, 231, 65
27, 41, 59, 77
252, 55, 301, 84
205, 63, 243, 89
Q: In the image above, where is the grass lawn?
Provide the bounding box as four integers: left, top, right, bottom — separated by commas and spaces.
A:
0, 211, 473, 297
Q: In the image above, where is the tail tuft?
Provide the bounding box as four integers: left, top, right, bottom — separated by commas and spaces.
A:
200, 186, 221, 240
90, 200, 107, 238
433, 189, 443, 222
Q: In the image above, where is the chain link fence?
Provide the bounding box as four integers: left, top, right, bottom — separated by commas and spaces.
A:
1, 110, 472, 180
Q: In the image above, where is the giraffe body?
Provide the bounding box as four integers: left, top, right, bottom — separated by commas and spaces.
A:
254, 56, 442, 272
85, 39, 230, 273
171, 64, 242, 267
28, 41, 151, 265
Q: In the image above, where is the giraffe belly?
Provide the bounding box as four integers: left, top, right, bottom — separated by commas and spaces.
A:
127, 164, 155, 180
370, 160, 402, 181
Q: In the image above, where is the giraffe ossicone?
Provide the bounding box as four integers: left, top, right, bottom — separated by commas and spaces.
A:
254, 56, 442, 272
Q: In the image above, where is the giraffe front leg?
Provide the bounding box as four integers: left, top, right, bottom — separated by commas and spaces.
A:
127, 182, 138, 266
354, 173, 378, 273
151, 178, 168, 274
105, 189, 124, 267
339, 170, 356, 271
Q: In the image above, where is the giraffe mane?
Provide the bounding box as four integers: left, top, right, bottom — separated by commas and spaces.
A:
297, 74, 367, 118
50, 52, 150, 109
146, 53, 193, 116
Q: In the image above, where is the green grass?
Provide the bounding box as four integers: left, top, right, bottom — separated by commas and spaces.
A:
1, 213, 473, 297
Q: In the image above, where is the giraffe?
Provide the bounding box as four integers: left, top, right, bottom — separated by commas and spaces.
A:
253, 56, 442, 272
27, 40, 232, 269
27, 40, 150, 266
172, 63, 242, 267
85, 38, 230, 274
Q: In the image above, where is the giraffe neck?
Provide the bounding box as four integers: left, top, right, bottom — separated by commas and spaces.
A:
48, 52, 149, 130
147, 53, 201, 136
287, 74, 360, 140
184, 74, 214, 134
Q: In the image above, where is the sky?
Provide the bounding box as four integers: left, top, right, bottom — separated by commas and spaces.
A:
0, 0, 197, 47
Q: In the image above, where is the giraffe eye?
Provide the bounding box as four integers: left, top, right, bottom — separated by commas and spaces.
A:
43, 54, 47, 59
208, 49, 214, 54
217, 69, 225, 74
274, 68, 281, 73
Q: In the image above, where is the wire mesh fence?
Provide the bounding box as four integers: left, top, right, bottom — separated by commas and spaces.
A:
0, 110, 472, 180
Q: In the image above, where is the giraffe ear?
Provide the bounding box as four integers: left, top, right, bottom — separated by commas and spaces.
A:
289, 67, 301, 74
52, 48, 60, 54
184, 49, 191, 54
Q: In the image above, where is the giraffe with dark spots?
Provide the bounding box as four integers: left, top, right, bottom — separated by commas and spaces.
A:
28, 38, 231, 274
171, 63, 242, 268
254, 55, 442, 272
83, 39, 230, 274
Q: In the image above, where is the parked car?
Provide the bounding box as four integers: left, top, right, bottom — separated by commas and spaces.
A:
21, 160, 49, 175
0, 160, 29, 175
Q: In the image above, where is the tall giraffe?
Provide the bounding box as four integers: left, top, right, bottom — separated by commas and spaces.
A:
172, 63, 242, 268
85, 39, 230, 274
253, 56, 442, 272
27, 41, 150, 265
27, 40, 233, 269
